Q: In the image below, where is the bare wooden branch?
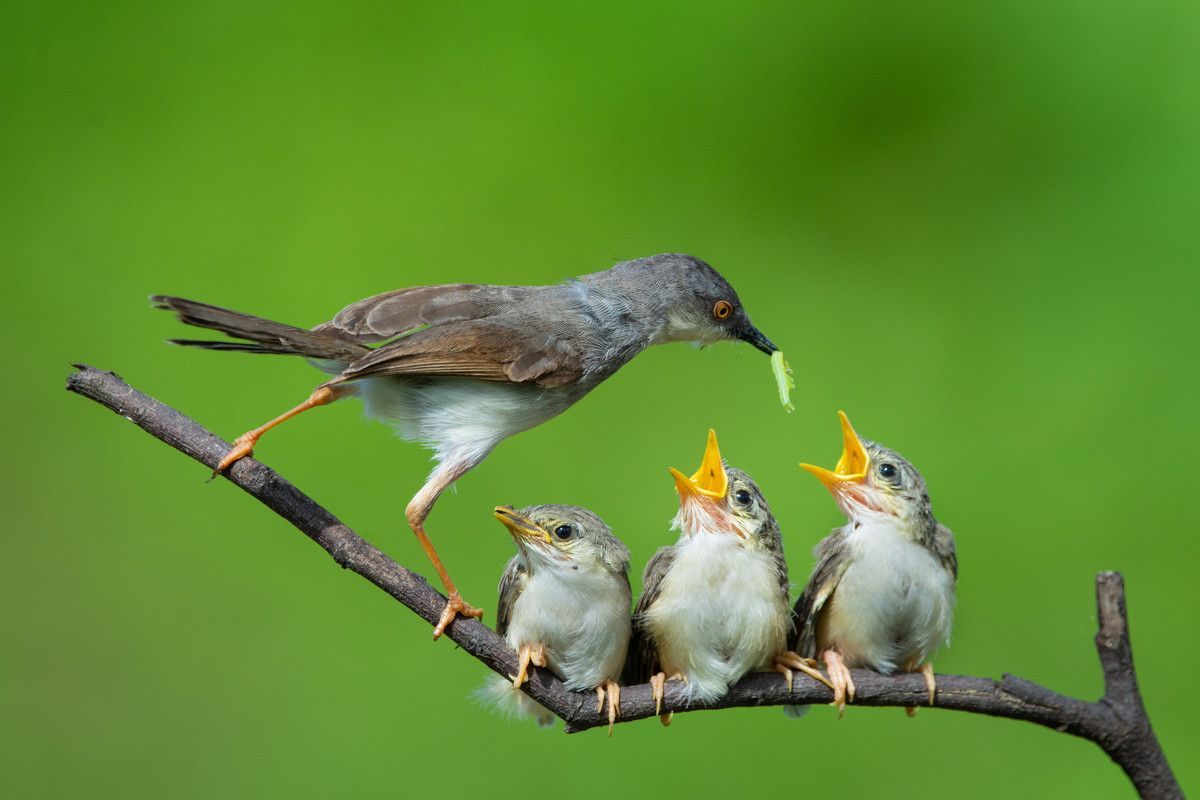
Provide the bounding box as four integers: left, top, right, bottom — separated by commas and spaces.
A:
66, 365, 1182, 799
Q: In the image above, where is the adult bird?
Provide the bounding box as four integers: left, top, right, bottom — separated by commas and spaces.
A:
481, 504, 632, 734
630, 430, 828, 724
152, 253, 776, 638
794, 411, 957, 715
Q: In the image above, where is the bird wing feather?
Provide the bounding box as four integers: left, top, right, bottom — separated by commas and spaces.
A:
932, 522, 958, 582
316, 284, 529, 343
624, 545, 676, 684
334, 319, 586, 387
495, 556, 529, 638
791, 529, 851, 657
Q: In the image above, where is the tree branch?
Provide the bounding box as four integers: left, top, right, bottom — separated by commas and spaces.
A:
66, 365, 1182, 799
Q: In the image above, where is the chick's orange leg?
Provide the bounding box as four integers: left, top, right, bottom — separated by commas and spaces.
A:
595, 680, 621, 736
905, 662, 937, 717
649, 671, 685, 727
823, 650, 856, 717
511, 642, 547, 689
214, 384, 349, 475
775, 651, 835, 692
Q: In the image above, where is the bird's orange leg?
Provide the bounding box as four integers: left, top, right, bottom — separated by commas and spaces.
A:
649, 671, 686, 727
214, 383, 351, 475
905, 662, 937, 717
511, 641, 547, 689
595, 680, 621, 736
823, 649, 856, 717
407, 463, 485, 639
775, 651, 835, 692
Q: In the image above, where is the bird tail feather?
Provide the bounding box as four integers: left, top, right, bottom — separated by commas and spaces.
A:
472, 674, 556, 728
151, 295, 368, 362
782, 704, 810, 720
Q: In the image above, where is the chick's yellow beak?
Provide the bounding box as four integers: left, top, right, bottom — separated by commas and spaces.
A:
800, 411, 870, 489
493, 506, 551, 543
670, 428, 728, 501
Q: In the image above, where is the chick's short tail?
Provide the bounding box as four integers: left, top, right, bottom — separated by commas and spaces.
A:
151, 295, 368, 362
473, 674, 556, 728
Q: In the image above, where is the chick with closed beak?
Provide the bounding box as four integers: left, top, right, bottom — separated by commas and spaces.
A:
480, 505, 632, 734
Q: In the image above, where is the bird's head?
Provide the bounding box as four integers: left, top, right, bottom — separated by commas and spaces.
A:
493, 504, 630, 577
610, 253, 777, 355
669, 429, 778, 544
800, 411, 933, 526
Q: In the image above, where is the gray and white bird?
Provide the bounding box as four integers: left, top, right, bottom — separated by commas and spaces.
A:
481, 504, 632, 734
152, 253, 776, 638
794, 411, 957, 715
630, 430, 828, 724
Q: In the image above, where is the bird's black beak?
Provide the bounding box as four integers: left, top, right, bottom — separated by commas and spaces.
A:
737, 321, 778, 355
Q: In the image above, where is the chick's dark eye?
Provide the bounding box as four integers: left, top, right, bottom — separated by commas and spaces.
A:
878, 463, 898, 480
553, 524, 574, 540
734, 489, 752, 505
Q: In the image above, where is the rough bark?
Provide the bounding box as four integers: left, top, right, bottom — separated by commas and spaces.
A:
66, 365, 1182, 799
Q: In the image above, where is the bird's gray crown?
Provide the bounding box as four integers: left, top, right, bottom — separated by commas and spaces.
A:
576, 253, 776, 355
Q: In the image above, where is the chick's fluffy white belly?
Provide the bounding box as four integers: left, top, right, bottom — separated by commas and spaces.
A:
644, 533, 788, 702
824, 520, 954, 673
506, 566, 630, 691
355, 376, 582, 465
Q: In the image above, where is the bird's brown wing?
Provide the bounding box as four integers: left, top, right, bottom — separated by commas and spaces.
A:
790, 529, 851, 657
495, 556, 529, 639
315, 284, 529, 344
333, 319, 585, 388
623, 545, 676, 684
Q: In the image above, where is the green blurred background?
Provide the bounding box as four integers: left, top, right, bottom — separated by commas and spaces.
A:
3, 1, 1197, 797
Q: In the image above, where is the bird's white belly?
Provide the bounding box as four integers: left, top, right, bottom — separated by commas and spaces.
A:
506, 568, 630, 692
356, 376, 581, 466
823, 521, 954, 673
644, 533, 788, 702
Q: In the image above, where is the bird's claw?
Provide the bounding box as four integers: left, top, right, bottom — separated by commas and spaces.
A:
511, 642, 547, 688
595, 680, 621, 736
649, 671, 684, 727
432, 592, 484, 640
906, 662, 937, 716
213, 432, 257, 476
775, 651, 834, 692
823, 650, 856, 717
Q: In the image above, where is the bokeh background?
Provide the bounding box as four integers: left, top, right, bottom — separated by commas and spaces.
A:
3, 2, 1197, 797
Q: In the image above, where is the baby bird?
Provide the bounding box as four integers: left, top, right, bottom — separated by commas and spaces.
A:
483, 504, 632, 734
794, 411, 957, 715
631, 430, 828, 724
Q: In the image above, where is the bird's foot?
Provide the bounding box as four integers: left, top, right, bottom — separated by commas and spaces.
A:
595, 680, 621, 736
906, 662, 937, 717
432, 591, 484, 640
510, 641, 547, 688
649, 671, 685, 727
774, 651, 835, 692
823, 650, 856, 717
214, 432, 258, 476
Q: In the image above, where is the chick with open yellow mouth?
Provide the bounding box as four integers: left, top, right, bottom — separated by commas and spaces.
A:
629, 430, 830, 724
794, 411, 958, 716
478, 504, 632, 734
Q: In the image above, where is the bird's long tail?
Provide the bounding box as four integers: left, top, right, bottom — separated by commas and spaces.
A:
472, 674, 556, 728
151, 295, 369, 362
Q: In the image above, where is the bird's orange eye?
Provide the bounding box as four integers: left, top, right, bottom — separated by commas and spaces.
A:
713, 300, 733, 320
